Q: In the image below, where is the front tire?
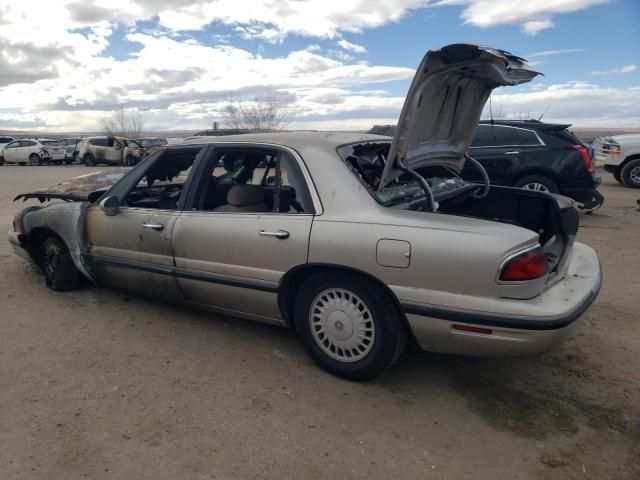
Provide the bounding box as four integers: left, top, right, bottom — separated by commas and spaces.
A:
620, 159, 640, 188
514, 174, 559, 194
84, 154, 96, 166
39, 236, 81, 291
294, 272, 407, 380
29, 154, 42, 166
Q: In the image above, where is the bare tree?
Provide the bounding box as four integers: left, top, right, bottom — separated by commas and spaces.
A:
100, 108, 144, 138
221, 94, 290, 132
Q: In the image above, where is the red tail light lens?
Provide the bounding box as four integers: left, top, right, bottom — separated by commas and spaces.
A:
500, 247, 548, 281
572, 144, 594, 173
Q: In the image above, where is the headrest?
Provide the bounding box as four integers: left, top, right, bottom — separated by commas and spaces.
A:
227, 184, 264, 206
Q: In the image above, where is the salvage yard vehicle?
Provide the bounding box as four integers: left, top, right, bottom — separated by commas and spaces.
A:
594, 133, 640, 188
59, 137, 83, 164
78, 136, 145, 166
370, 120, 604, 210
135, 137, 168, 156
9, 44, 602, 380
0, 138, 66, 165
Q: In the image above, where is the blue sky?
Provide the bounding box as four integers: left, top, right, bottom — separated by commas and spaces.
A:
0, 0, 638, 131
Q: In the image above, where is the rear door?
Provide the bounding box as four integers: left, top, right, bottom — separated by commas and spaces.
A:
172, 145, 317, 323
464, 125, 520, 185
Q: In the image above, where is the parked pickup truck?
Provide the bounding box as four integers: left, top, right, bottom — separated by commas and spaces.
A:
593, 134, 640, 188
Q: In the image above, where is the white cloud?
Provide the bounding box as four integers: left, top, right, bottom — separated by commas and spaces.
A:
437, 0, 609, 34
521, 19, 554, 35
591, 64, 637, 76
337, 39, 367, 53
527, 48, 584, 58
487, 81, 640, 127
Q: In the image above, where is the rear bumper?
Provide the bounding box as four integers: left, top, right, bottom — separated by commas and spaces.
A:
563, 186, 604, 209
400, 242, 602, 356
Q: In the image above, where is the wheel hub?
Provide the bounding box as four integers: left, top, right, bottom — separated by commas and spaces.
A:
309, 288, 375, 362
522, 182, 549, 192
630, 166, 640, 185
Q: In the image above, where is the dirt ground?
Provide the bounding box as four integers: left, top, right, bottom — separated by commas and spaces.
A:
0, 165, 638, 480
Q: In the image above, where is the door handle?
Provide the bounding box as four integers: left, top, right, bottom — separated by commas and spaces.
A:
259, 229, 289, 239
504, 151, 520, 155
142, 223, 164, 231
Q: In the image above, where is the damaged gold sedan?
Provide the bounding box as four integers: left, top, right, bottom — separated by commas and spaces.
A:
9, 44, 601, 380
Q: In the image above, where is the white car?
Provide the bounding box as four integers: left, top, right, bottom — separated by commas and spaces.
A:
0, 139, 66, 166
593, 134, 640, 187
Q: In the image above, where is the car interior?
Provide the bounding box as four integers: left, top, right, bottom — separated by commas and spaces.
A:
123, 146, 310, 213
195, 148, 309, 213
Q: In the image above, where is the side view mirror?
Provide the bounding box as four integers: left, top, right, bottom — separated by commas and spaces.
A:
99, 196, 120, 216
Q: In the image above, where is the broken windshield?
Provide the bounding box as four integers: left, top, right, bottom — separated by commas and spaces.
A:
337, 142, 466, 206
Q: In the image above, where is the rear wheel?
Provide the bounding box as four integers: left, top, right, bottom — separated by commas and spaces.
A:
84, 154, 96, 166
0, 156, 4, 166
514, 175, 559, 194
620, 159, 640, 188
39, 236, 81, 291
294, 271, 407, 380
29, 154, 42, 166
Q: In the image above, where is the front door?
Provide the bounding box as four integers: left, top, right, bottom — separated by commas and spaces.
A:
172, 146, 316, 323
84, 146, 205, 298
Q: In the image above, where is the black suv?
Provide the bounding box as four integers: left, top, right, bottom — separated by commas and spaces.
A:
369, 120, 604, 210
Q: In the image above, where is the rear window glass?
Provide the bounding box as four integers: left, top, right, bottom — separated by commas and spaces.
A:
492, 126, 519, 146
90, 138, 108, 146
470, 125, 493, 147
517, 129, 541, 145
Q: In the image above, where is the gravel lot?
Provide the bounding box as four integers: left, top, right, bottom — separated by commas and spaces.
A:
1, 165, 638, 480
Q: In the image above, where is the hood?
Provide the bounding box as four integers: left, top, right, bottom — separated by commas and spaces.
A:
379, 43, 540, 189
14, 168, 129, 203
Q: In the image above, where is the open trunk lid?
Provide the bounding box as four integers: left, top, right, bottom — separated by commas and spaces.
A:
379, 43, 540, 189
14, 168, 129, 203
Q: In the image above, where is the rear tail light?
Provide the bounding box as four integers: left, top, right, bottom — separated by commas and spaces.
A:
500, 247, 548, 281
572, 144, 594, 173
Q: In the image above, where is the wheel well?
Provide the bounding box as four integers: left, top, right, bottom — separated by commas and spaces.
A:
512, 169, 560, 186
25, 227, 62, 265
278, 264, 408, 331
620, 154, 640, 169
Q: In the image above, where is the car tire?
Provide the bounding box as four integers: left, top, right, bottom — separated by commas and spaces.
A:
513, 175, 559, 194
64, 159, 72, 165
84, 154, 96, 166
29, 154, 43, 166
613, 168, 623, 184
620, 159, 640, 188
294, 271, 407, 381
0, 156, 4, 166
39, 236, 81, 291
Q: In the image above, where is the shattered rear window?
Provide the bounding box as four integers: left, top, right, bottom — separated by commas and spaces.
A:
337, 142, 466, 206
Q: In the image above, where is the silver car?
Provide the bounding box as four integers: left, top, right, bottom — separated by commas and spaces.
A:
8, 44, 601, 380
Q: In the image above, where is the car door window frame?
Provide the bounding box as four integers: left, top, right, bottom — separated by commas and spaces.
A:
470, 125, 545, 149
182, 142, 322, 215
99, 145, 212, 213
